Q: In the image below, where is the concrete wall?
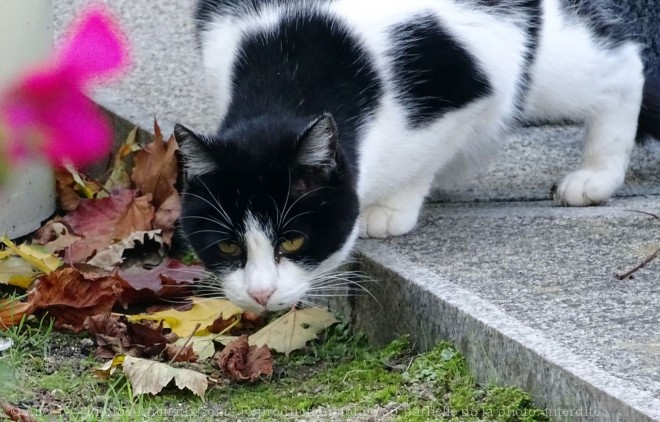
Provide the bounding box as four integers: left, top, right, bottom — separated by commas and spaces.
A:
615, 0, 660, 75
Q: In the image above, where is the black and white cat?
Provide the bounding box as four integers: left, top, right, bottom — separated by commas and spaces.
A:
175, 0, 660, 313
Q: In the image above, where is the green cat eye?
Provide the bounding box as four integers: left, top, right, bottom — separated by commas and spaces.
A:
279, 236, 305, 254
219, 242, 243, 257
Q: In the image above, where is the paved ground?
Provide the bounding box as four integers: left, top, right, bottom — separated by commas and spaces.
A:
55, 2, 660, 419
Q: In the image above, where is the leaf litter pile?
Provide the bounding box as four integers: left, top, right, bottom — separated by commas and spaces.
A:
0, 122, 338, 414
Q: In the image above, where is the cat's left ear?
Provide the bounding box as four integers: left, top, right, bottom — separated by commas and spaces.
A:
174, 124, 218, 178
295, 114, 338, 170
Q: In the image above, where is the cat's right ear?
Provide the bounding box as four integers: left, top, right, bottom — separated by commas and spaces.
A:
174, 124, 217, 178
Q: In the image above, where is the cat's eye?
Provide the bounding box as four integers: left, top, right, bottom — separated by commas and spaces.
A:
279, 236, 305, 254
218, 242, 243, 257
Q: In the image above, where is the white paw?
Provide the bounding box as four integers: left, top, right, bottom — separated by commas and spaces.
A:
555, 169, 624, 206
358, 204, 419, 238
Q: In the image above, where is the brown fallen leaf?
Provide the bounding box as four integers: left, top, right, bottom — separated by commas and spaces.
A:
62, 189, 154, 263
165, 344, 198, 363
1, 402, 38, 422
249, 307, 338, 356
0, 298, 37, 329
103, 127, 141, 193
31, 268, 123, 332
215, 335, 273, 383
121, 355, 208, 398
84, 314, 177, 358
116, 259, 201, 307
33, 218, 82, 254
54, 168, 102, 212
153, 192, 181, 245
131, 120, 179, 209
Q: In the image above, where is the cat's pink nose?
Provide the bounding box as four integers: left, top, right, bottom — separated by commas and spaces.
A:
249, 288, 274, 306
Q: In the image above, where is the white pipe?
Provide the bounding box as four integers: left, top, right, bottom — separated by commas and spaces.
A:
0, 0, 56, 238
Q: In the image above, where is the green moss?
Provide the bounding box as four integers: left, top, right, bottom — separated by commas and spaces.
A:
2, 317, 550, 421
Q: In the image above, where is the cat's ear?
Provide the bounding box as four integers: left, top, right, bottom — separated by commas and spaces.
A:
174, 124, 217, 178
295, 114, 338, 170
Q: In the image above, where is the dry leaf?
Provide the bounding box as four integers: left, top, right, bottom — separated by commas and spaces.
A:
153, 192, 181, 245
33, 219, 82, 253
249, 308, 338, 356
121, 355, 208, 398
1, 403, 38, 422
173, 334, 237, 361
84, 314, 177, 358
131, 121, 179, 209
215, 335, 273, 383
54, 168, 102, 212
87, 230, 163, 270
127, 297, 243, 337
0, 238, 62, 275
104, 127, 141, 193
94, 354, 125, 380
0, 298, 36, 329
32, 268, 123, 332
165, 344, 198, 363
116, 259, 201, 306
0, 257, 40, 289
63, 189, 154, 262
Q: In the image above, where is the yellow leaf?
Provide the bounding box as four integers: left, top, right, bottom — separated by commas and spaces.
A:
126, 298, 243, 337
0, 256, 40, 288
174, 334, 238, 361
64, 163, 97, 199
249, 308, 338, 356
103, 127, 141, 193
121, 355, 208, 398
0, 238, 62, 274
94, 354, 125, 380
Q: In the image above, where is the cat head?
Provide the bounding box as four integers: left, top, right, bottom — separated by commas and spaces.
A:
174, 114, 359, 313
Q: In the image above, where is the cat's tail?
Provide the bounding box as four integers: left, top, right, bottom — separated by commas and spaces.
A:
637, 76, 660, 142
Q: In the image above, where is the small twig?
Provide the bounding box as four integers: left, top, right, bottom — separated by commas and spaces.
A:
616, 246, 660, 280
169, 323, 201, 364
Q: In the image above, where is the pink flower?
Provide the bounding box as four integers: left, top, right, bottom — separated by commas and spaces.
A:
0, 5, 130, 167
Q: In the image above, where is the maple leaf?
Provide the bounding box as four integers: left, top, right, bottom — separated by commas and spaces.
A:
215, 335, 273, 383
62, 189, 154, 262
249, 308, 338, 356
131, 120, 179, 209
127, 297, 243, 337
121, 355, 208, 398
31, 268, 122, 332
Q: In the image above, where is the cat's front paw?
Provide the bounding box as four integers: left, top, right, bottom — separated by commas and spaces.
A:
555, 169, 624, 206
358, 204, 419, 238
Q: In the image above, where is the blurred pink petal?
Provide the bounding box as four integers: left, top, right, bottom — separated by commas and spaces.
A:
59, 5, 129, 84
0, 4, 129, 168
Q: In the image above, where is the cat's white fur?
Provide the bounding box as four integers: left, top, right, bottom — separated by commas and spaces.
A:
198, 0, 644, 310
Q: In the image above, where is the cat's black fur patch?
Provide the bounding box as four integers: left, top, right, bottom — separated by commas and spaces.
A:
223, 11, 382, 175
388, 14, 492, 128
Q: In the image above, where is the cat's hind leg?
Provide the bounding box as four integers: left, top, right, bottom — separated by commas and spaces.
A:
359, 174, 434, 239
